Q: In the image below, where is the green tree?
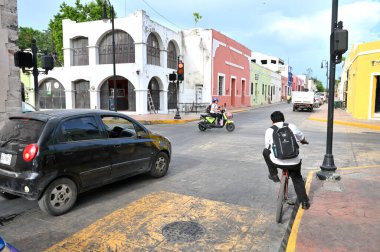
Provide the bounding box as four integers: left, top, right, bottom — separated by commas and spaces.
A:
18, 27, 55, 53
193, 12, 202, 26
18, 27, 55, 67
311, 77, 325, 92
48, 0, 113, 64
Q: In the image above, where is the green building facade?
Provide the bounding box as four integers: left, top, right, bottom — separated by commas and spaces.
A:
250, 62, 273, 106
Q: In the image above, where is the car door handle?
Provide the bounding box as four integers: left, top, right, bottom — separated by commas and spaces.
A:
114, 144, 121, 148
63, 151, 72, 156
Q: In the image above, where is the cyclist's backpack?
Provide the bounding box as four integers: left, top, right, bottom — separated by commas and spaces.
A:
271, 123, 299, 159
206, 104, 211, 113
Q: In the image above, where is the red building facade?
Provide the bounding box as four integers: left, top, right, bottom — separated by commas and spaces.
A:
211, 30, 251, 108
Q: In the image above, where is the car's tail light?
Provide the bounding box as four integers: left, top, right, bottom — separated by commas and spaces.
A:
23, 144, 38, 162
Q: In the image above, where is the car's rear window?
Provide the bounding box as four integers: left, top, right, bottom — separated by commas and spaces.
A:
0, 118, 46, 143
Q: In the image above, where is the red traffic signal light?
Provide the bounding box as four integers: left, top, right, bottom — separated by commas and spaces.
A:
177, 61, 184, 81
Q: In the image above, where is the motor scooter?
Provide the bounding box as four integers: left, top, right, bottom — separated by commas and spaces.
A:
198, 109, 235, 132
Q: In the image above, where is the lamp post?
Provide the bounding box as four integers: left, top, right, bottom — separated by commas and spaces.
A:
321, 60, 329, 92
103, 0, 117, 112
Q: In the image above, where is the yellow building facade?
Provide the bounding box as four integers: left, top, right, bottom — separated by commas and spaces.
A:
346, 40, 380, 119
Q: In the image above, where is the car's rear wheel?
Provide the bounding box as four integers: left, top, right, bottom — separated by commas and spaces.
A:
0, 191, 20, 200
38, 178, 77, 216
150, 152, 169, 178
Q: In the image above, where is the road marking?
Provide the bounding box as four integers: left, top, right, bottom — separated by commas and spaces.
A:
44, 191, 272, 251
286, 171, 314, 252
308, 117, 380, 131
338, 164, 380, 170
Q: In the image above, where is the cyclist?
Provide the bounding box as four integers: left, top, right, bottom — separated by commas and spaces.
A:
263, 111, 310, 209
210, 97, 222, 125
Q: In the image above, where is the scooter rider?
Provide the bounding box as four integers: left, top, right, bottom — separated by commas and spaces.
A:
210, 98, 222, 124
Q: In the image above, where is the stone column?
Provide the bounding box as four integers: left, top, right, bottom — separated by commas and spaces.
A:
0, 0, 21, 126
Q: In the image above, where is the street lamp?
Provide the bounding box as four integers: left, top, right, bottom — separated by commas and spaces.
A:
103, 0, 117, 112
321, 60, 329, 92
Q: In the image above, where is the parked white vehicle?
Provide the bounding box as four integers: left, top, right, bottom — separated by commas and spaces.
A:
292, 91, 315, 112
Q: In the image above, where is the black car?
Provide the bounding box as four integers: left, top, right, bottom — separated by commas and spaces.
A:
0, 110, 171, 216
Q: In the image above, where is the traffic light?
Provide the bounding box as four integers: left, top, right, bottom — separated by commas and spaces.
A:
169, 72, 177, 81
177, 61, 184, 81
14, 51, 33, 68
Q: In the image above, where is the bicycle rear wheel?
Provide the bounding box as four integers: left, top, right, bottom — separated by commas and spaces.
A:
276, 176, 287, 223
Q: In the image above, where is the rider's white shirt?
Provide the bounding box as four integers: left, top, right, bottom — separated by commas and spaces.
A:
210, 103, 218, 113
264, 122, 304, 166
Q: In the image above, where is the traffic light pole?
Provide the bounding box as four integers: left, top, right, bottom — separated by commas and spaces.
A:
174, 56, 181, 119
174, 77, 181, 119
31, 39, 40, 111
317, 0, 340, 180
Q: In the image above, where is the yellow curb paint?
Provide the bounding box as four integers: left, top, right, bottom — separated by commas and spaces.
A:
138, 119, 199, 125
286, 171, 314, 252
308, 117, 380, 131
44, 191, 272, 252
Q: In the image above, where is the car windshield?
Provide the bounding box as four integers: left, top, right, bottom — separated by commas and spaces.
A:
0, 118, 45, 144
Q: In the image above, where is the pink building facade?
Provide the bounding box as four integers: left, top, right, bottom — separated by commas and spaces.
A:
292, 75, 305, 91
211, 30, 251, 108
281, 76, 288, 100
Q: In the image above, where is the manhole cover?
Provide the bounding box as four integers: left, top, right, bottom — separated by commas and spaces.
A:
162, 221, 206, 242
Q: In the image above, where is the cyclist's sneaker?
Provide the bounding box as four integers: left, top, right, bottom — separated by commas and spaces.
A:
268, 174, 280, 183
301, 201, 310, 209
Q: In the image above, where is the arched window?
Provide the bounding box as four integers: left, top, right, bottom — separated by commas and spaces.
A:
99, 30, 135, 64
72, 37, 89, 66
74, 80, 90, 108
167, 41, 177, 69
39, 79, 66, 109
147, 34, 160, 66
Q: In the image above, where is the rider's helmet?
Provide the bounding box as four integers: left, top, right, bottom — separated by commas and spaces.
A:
212, 97, 219, 103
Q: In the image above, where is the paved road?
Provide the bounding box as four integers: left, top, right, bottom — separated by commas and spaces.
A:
1, 103, 379, 251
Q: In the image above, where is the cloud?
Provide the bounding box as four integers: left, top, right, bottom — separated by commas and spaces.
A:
255, 1, 380, 47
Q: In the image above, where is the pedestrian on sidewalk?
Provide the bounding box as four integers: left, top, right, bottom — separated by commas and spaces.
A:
263, 111, 310, 209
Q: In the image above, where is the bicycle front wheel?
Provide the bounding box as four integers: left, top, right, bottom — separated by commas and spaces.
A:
276, 177, 287, 223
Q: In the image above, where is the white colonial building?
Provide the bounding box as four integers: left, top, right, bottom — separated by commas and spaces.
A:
38, 10, 182, 114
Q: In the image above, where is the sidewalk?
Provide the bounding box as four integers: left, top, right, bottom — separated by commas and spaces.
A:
287, 165, 380, 252
308, 104, 380, 131
286, 105, 380, 251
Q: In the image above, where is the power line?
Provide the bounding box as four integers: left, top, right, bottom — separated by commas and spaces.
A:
140, 0, 183, 30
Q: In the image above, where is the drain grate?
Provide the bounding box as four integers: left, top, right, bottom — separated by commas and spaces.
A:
162, 221, 205, 242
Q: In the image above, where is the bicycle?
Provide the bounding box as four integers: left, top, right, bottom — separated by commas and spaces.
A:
276, 169, 289, 223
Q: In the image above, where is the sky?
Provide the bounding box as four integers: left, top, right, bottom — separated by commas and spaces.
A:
17, 0, 380, 87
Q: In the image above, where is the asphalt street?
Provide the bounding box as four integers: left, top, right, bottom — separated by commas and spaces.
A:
1, 103, 380, 251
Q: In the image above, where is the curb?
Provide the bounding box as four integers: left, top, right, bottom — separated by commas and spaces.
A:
137, 118, 199, 125
286, 170, 314, 252
135, 103, 279, 125
308, 117, 380, 131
